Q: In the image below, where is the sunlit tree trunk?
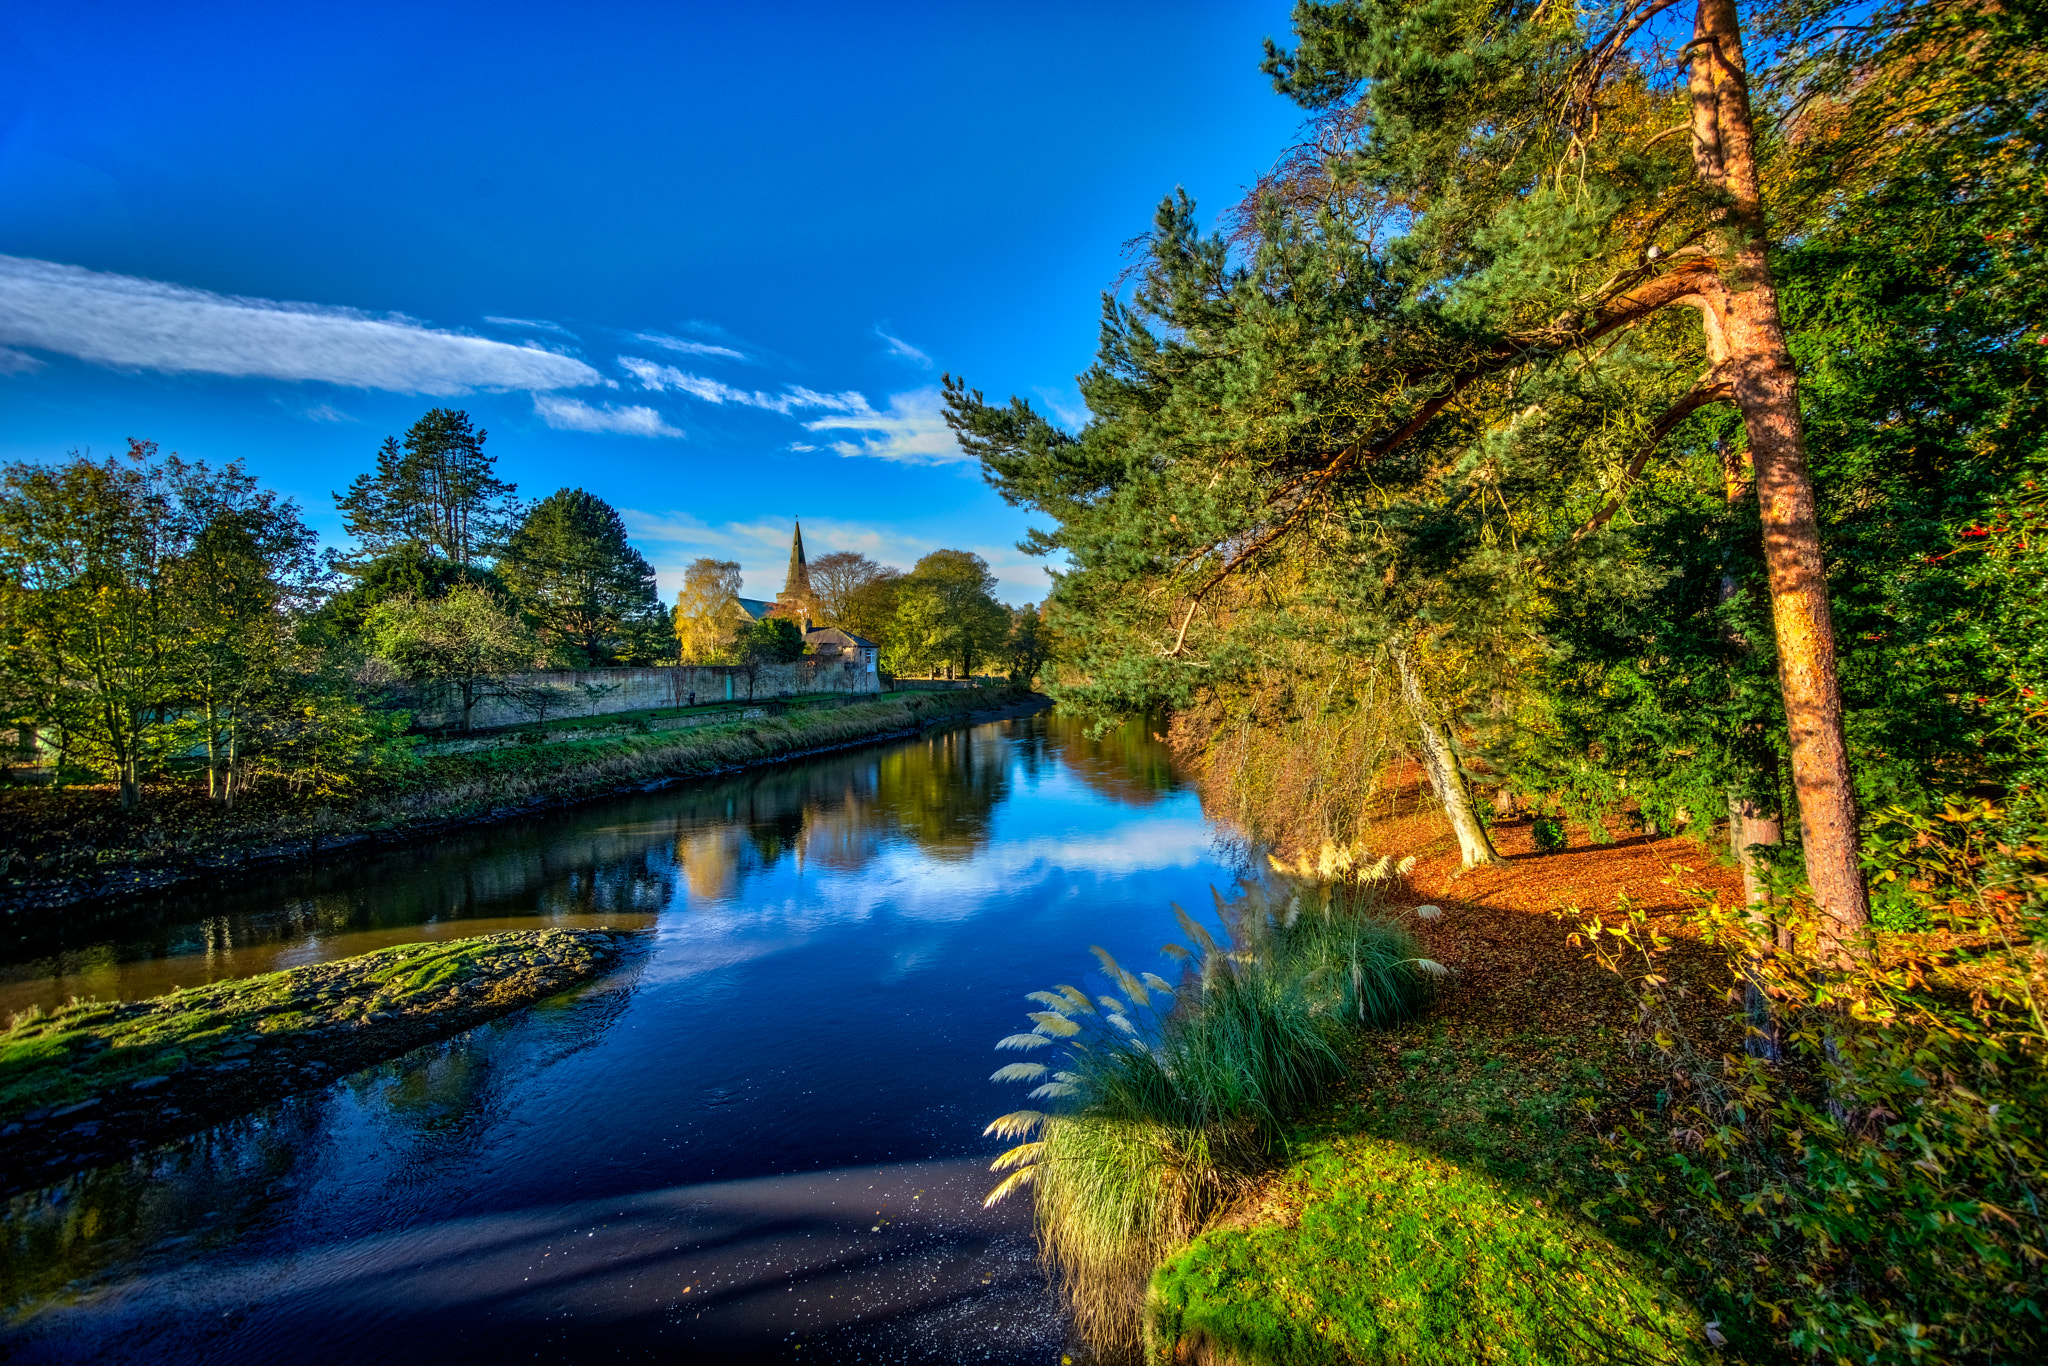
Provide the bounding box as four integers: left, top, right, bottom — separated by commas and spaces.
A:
1394, 646, 1502, 869
1692, 0, 1868, 961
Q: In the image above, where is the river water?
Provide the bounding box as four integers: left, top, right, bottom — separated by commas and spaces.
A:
0, 711, 1238, 1364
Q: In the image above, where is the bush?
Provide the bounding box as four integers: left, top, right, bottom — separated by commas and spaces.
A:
1530, 816, 1568, 853
1574, 813, 2048, 1366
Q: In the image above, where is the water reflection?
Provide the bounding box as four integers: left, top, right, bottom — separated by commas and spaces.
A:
1, 712, 1223, 1363
1, 712, 1183, 1018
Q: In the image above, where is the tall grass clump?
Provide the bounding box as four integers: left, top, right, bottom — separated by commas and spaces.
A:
985, 871, 1442, 1355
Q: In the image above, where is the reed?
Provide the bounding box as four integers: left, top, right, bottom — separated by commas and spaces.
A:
985, 872, 1441, 1355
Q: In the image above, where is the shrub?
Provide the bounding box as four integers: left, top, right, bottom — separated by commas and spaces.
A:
1530, 816, 1568, 853
1573, 811, 2048, 1365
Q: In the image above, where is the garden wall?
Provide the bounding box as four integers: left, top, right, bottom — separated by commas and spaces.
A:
406, 659, 881, 732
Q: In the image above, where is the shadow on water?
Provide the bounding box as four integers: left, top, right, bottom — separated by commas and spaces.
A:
0, 712, 1222, 1363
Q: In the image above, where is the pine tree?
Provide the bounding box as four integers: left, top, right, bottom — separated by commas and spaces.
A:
334, 408, 518, 569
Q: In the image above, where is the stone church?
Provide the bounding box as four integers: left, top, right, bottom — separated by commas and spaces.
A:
738, 521, 879, 675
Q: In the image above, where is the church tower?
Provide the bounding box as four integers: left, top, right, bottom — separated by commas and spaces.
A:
780, 520, 815, 628
783, 519, 812, 599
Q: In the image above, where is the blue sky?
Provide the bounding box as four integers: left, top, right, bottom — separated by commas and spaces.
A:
0, 0, 1304, 604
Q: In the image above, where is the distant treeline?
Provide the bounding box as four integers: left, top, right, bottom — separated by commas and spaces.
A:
0, 408, 1045, 805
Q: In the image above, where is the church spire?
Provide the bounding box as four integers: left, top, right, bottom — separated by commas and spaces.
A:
783, 519, 811, 597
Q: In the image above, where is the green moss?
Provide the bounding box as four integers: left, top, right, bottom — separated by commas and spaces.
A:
0, 931, 610, 1124
1147, 1137, 1712, 1366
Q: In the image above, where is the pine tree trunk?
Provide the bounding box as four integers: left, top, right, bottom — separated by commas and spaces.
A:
1692, 0, 1869, 961
1395, 646, 1502, 869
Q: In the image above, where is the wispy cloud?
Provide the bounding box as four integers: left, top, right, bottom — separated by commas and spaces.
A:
785, 442, 818, 452
304, 403, 356, 423
0, 255, 604, 394
874, 327, 932, 368
483, 315, 578, 338
636, 331, 748, 362
0, 346, 44, 376
533, 394, 682, 438
619, 357, 864, 415
804, 387, 967, 466
1034, 385, 1090, 433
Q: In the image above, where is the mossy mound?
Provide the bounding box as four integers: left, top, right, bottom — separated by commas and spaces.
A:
1146, 1136, 1715, 1366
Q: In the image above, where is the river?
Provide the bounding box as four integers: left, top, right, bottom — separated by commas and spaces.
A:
0, 710, 1239, 1364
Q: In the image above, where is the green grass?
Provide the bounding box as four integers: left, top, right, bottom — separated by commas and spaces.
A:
1146, 1136, 1713, 1366
1140, 1028, 1729, 1364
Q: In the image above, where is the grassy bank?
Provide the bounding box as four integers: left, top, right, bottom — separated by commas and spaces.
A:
0, 928, 640, 1197
1000, 777, 1752, 1365
0, 684, 1035, 917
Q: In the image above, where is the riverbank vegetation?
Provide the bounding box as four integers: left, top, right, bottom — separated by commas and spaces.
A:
985, 873, 1442, 1353
0, 684, 1031, 914
0, 927, 638, 1196
952, 0, 2045, 1358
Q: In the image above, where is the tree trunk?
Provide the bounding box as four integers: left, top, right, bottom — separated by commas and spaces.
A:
1395, 646, 1502, 869
1721, 442, 1787, 1058
1692, 0, 1868, 961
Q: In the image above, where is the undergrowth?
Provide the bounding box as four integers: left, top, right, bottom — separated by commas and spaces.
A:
1573, 799, 2048, 1365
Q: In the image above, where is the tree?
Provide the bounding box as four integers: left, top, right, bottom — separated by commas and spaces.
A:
1254, 0, 1866, 943
732, 615, 804, 700
363, 585, 539, 731
808, 551, 893, 624
316, 544, 493, 642
1004, 602, 1050, 686
334, 409, 517, 569
497, 488, 660, 666
890, 550, 1010, 679
0, 443, 324, 806
168, 489, 326, 802
673, 558, 747, 663
837, 566, 906, 651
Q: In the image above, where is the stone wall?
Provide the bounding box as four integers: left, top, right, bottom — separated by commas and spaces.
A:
405, 659, 880, 733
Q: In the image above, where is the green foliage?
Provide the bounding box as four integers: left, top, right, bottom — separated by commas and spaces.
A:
363, 585, 540, 730
735, 615, 804, 663
497, 488, 661, 666
332, 408, 516, 568
1530, 817, 1567, 853
1003, 601, 1049, 686
888, 549, 1010, 678
1146, 1138, 1712, 1366
1575, 831, 2048, 1365
0, 441, 347, 804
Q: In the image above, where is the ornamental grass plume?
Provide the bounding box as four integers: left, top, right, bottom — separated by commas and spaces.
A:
984, 872, 1441, 1354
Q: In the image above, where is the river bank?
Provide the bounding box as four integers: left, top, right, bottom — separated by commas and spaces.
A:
0, 928, 642, 1197
1140, 775, 1752, 1364
0, 685, 1045, 923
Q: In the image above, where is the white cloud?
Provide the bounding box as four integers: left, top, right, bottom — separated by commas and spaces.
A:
0, 256, 605, 394
875, 327, 932, 368
483, 315, 577, 337
1034, 384, 1090, 433
785, 442, 818, 452
618, 357, 864, 415
533, 394, 682, 438
304, 403, 356, 423
803, 387, 967, 466
636, 331, 747, 362
0, 346, 43, 376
